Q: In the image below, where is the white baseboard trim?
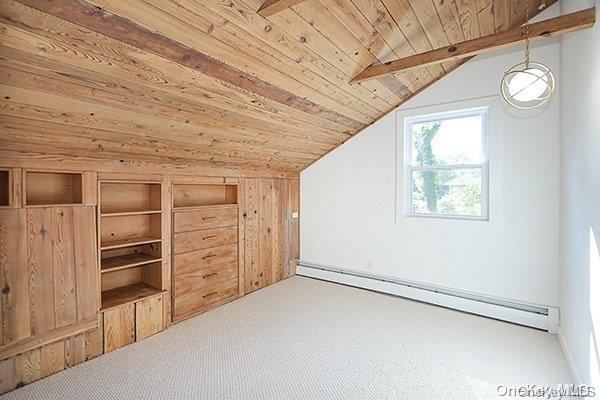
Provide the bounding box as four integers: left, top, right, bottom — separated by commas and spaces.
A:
297, 261, 560, 333
558, 329, 582, 384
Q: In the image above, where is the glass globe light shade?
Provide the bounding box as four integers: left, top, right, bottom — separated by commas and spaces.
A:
507, 68, 549, 102
501, 61, 555, 110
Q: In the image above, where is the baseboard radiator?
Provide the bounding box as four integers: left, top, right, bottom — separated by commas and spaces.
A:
297, 261, 559, 333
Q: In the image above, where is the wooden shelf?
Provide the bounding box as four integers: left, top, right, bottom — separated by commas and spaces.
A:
101, 210, 162, 217
100, 237, 162, 251
101, 283, 163, 311
101, 253, 162, 274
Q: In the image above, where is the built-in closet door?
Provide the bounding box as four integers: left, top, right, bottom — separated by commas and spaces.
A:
242, 178, 299, 294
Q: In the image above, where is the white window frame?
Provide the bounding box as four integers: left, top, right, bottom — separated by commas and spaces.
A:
403, 106, 489, 221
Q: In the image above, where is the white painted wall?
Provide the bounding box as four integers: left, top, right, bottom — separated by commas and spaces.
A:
300, 7, 561, 307
559, 0, 600, 385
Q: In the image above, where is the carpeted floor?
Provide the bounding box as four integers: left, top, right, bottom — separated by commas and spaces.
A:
4, 276, 571, 399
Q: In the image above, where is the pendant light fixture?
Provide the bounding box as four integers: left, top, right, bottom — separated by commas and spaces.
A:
501, 0, 555, 110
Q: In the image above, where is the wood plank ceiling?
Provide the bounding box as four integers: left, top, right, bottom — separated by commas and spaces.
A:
0, 0, 551, 172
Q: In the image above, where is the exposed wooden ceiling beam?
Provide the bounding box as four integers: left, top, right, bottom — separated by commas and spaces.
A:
257, 0, 310, 17
350, 7, 596, 84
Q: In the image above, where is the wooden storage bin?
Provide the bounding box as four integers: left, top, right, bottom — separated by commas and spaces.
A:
173, 184, 237, 208
24, 171, 83, 206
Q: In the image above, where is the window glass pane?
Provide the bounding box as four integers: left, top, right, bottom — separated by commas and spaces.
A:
411, 115, 483, 166
411, 168, 483, 217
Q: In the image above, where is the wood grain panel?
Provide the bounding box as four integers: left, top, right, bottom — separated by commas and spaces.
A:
26, 208, 55, 336
135, 295, 163, 341
103, 304, 135, 352
0, 209, 30, 346
40, 341, 64, 377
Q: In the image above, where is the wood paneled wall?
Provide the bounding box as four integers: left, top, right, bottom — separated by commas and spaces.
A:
0, 153, 299, 394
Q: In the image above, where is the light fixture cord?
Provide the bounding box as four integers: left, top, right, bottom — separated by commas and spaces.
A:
525, 0, 531, 68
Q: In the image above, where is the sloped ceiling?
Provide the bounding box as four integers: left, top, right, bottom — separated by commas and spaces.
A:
0, 0, 552, 172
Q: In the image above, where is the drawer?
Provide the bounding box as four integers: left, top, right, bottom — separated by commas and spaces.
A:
174, 276, 238, 321
174, 262, 238, 296
173, 225, 237, 255
173, 206, 237, 233
173, 243, 238, 276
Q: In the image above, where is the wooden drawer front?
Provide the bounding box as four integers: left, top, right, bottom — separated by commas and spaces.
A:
103, 303, 135, 352
135, 295, 163, 341
174, 276, 238, 321
173, 207, 237, 233
173, 243, 237, 277
174, 262, 238, 296
173, 225, 237, 254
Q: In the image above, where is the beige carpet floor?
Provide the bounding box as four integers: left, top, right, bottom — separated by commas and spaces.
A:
3, 276, 571, 399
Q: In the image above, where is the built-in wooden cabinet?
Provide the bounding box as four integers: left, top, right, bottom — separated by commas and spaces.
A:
0, 168, 299, 394
171, 180, 241, 322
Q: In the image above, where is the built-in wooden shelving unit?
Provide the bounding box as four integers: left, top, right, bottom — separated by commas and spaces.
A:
98, 180, 165, 311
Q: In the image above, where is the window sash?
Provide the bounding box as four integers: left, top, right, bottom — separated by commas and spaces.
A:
405, 165, 488, 220
403, 107, 489, 221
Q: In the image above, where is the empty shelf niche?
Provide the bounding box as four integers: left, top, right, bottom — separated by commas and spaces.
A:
173, 184, 237, 208
101, 243, 161, 274
0, 170, 9, 206
100, 213, 162, 250
100, 182, 161, 215
25, 171, 83, 206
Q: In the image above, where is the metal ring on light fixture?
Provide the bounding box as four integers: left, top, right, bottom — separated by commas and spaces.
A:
501, 61, 556, 110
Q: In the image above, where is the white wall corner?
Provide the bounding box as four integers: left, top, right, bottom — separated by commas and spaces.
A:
547, 307, 560, 334
558, 328, 583, 385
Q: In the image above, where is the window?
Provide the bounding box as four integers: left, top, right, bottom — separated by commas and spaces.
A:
403, 106, 488, 220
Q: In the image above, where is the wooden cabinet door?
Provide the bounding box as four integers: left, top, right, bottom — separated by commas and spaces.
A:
103, 304, 135, 352
242, 178, 299, 294
0, 206, 98, 351
135, 295, 163, 341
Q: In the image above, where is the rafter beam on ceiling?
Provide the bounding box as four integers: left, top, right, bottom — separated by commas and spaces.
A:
257, 0, 310, 17
350, 7, 596, 84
